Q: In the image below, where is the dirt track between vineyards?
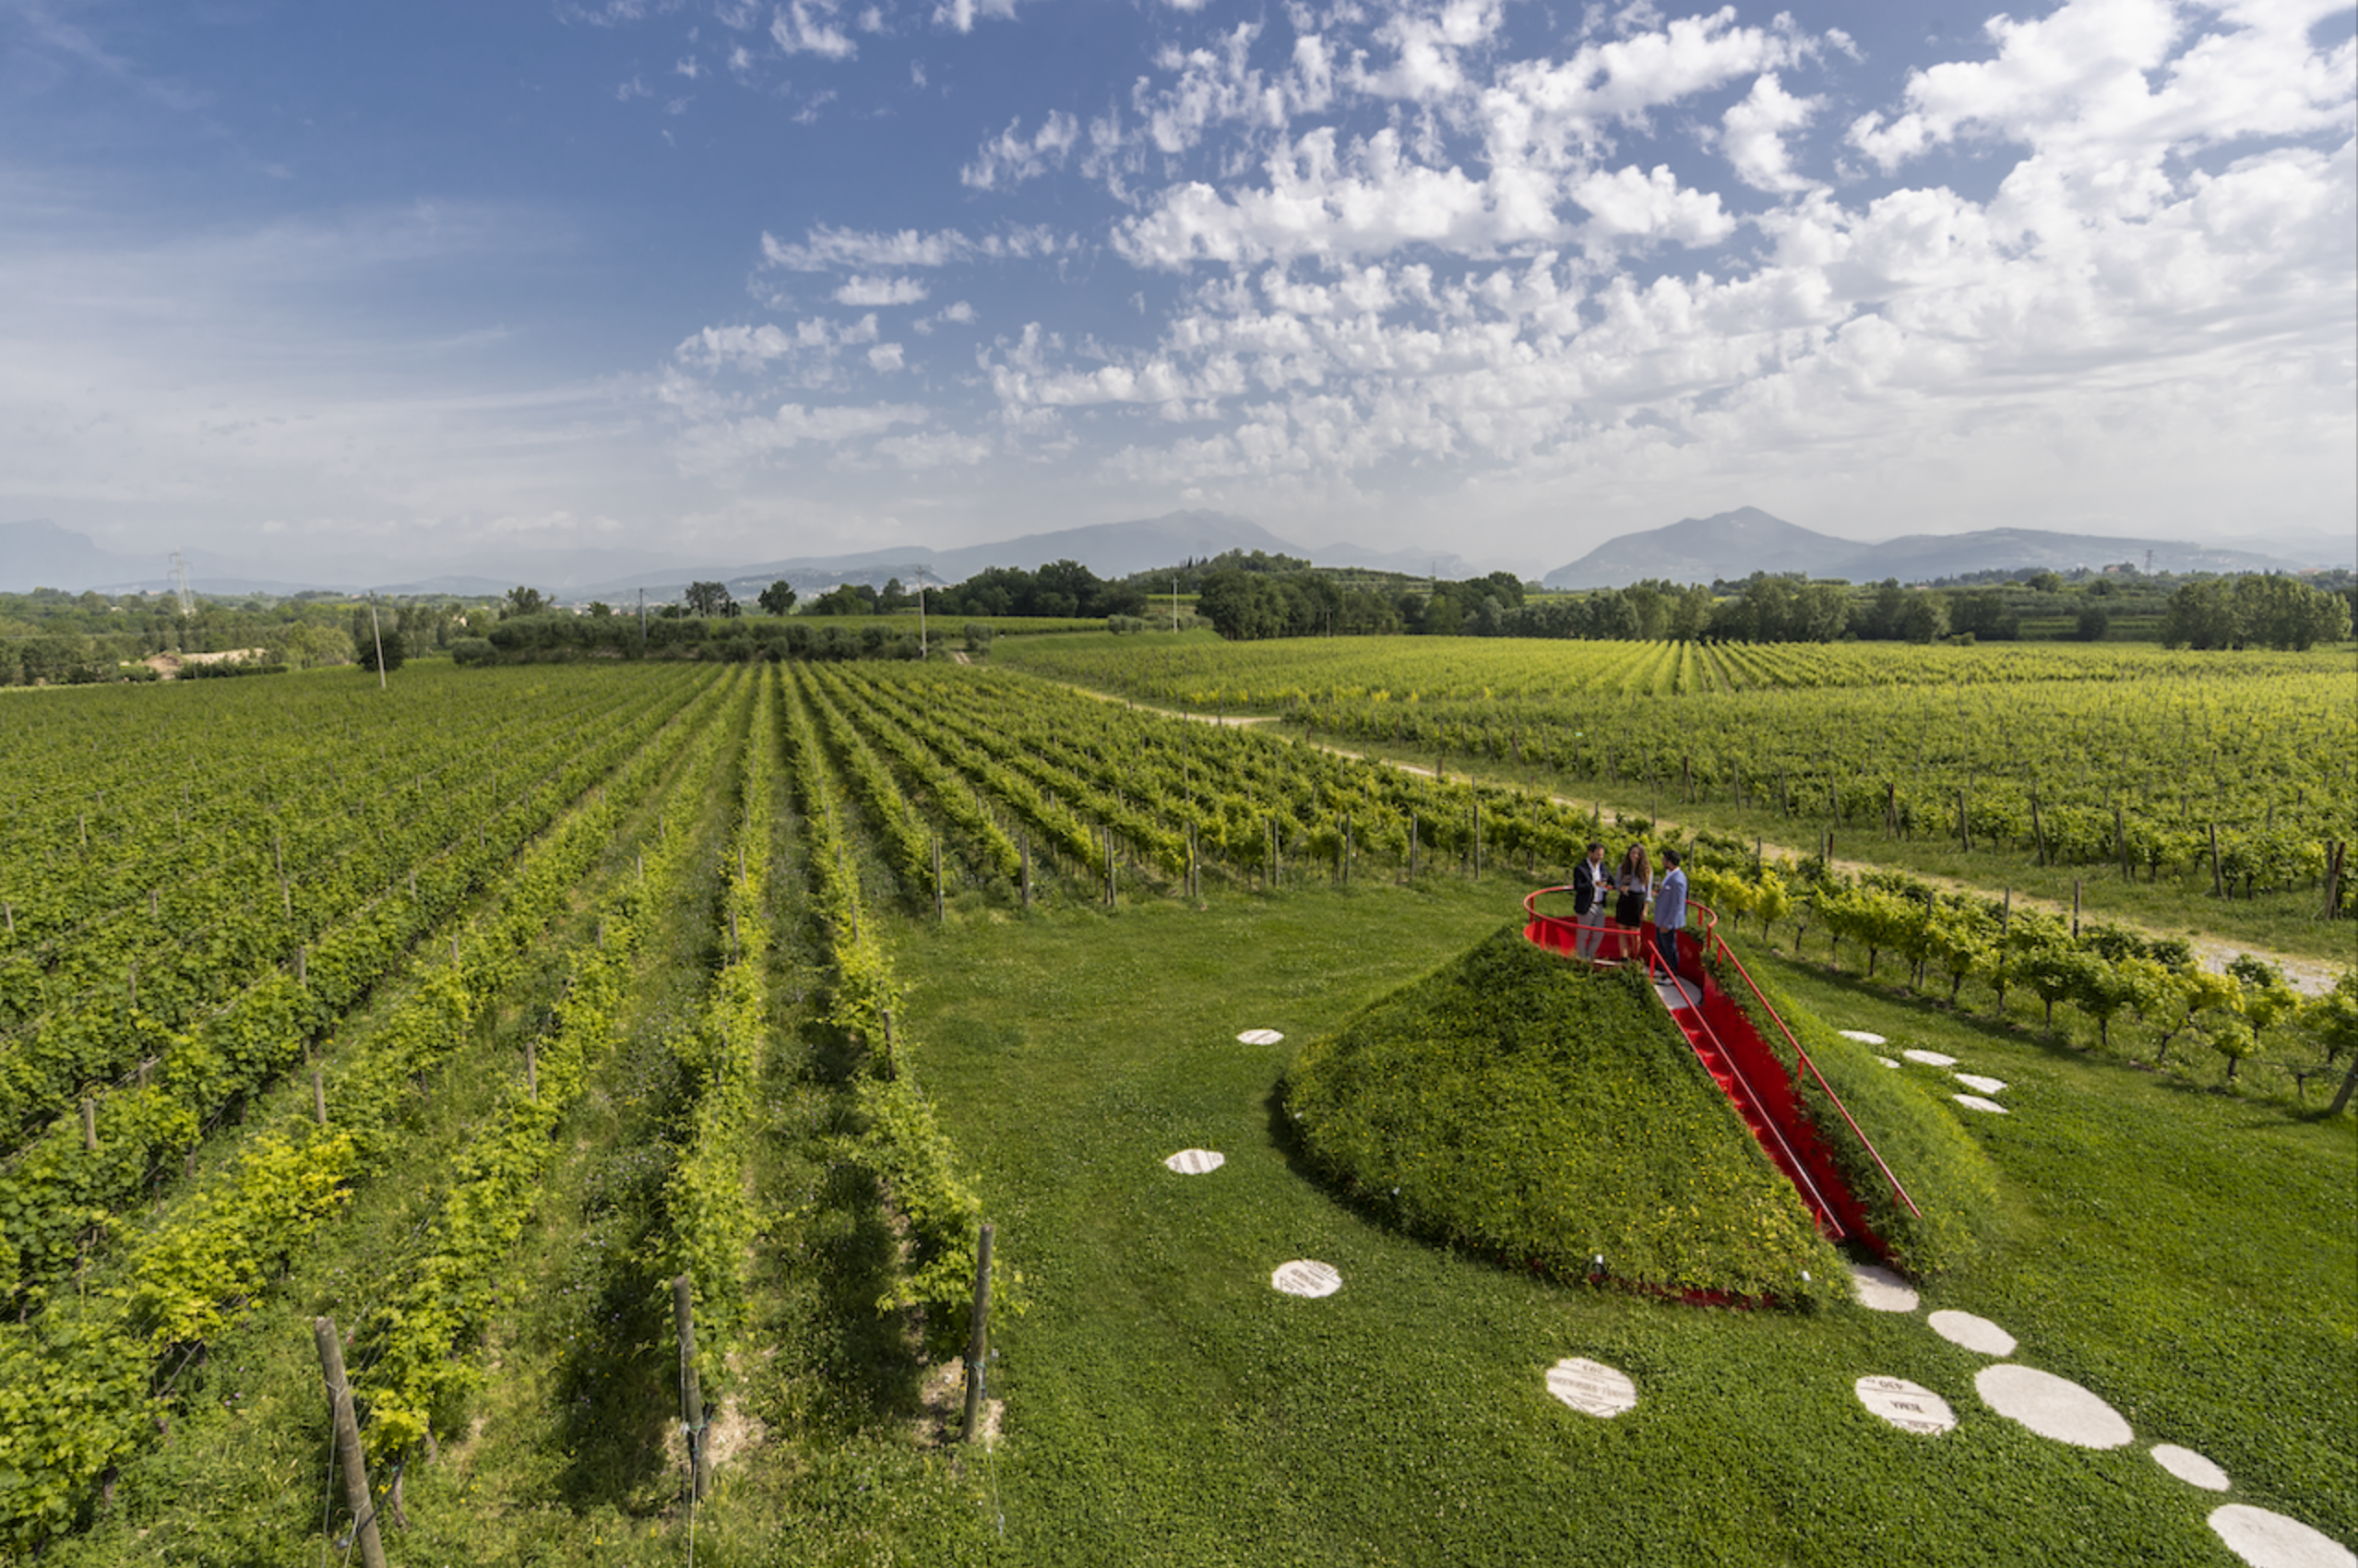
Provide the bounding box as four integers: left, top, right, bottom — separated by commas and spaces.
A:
1061, 684, 2342, 997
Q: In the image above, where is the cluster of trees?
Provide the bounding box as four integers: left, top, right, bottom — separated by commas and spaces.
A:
1197, 568, 1531, 640
2160, 576, 2350, 650
0, 588, 483, 684
456, 611, 922, 665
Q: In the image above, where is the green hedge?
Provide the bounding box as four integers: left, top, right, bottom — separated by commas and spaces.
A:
1280, 924, 1842, 1303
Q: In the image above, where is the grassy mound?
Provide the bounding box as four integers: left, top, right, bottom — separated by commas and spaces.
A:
1280, 924, 1844, 1304
1709, 938, 2009, 1280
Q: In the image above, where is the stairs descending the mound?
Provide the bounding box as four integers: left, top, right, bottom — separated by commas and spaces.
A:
1522, 894, 1900, 1254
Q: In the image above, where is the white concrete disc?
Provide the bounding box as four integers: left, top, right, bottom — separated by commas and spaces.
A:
1953, 1094, 2009, 1114
1851, 1262, 1920, 1313
1955, 1073, 2008, 1094
1545, 1358, 1638, 1419
1877, 1057, 1902, 1069
1270, 1260, 1341, 1298
1854, 1376, 1958, 1435
1927, 1310, 2018, 1357
1236, 1028, 1284, 1045
1163, 1148, 1224, 1175
1902, 1049, 1959, 1066
1974, 1364, 2133, 1448
1839, 1030, 1888, 1045
2209, 1504, 2356, 1568
2153, 1443, 2232, 1491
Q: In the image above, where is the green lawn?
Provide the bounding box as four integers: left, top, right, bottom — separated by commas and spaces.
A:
890, 878, 2355, 1566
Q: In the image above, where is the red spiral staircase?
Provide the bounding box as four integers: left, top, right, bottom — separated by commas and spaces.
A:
1522, 889, 1916, 1256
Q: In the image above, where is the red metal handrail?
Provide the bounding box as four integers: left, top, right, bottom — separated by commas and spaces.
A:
1708, 934, 1923, 1220
1642, 937, 1845, 1240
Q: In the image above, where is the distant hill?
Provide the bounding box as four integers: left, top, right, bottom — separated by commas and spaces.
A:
1542, 508, 2325, 589
0, 521, 151, 594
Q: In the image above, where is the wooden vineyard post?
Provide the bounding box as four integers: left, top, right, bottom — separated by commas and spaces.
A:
1409, 815, 1419, 881
1104, 829, 1117, 911
1020, 833, 1032, 910
1472, 798, 1482, 882
2072, 881, 2082, 938
2114, 803, 2130, 881
313, 1317, 388, 1568
2209, 824, 2224, 897
934, 837, 946, 923
2030, 793, 2047, 867
961, 1222, 995, 1443
80, 1097, 96, 1151
1185, 822, 1198, 903
1885, 781, 1897, 837
2325, 840, 2345, 921
312, 1066, 328, 1126
673, 1276, 710, 1502
1958, 788, 1971, 852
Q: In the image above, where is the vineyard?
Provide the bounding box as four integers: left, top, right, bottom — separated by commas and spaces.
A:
0, 653, 2348, 1563
995, 634, 2357, 955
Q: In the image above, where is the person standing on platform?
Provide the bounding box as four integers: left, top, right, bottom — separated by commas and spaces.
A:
1572, 840, 1608, 961
1654, 849, 1689, 982
1611, 843, 1651, 963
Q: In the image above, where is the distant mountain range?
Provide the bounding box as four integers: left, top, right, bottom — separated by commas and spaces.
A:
3, 507, 2340, 600
1541, 506, 2329, 588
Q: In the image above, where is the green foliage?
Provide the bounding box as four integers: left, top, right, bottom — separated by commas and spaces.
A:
1282, 925, 1841, 1301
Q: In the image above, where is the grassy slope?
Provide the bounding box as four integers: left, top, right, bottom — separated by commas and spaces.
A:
895, 876, 2355, 1567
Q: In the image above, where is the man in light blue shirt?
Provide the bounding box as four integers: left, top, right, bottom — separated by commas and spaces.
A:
1654, 849, 1688, 980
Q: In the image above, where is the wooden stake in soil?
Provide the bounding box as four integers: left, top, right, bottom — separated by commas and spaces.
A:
313, 1317, 388, 1568
961, 1222, 995, 1443
673, 1276, 710, 1501
80, 1097, 96, 1151
1020, 832, 1032, 909
934, 836, 945, 923
311, 1066, 328, 1126
2071, 881, 2082, 938
2209, 823, 2224, 897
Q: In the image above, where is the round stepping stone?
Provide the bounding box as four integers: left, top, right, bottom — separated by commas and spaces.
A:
1902, 1049, 1959, 1066
1545, 1358, 1638, 1419
1876, 1056, 1902, 1069
2153, 1443, 2231, 1491
1851, 1262, 1920, 1313
1270, 1260, 1340, 1298
1928, 1310, 2017, 1357
1953, 1094, 2009, 1114
1955, 1074, 2007, 1095
1163, 1148, 1224, 1175
2209, 1504, 2355, 1568
1236, 1028, 1284, 1045
1854, 1375, 1957, 1434
1974, 1364, 2133, 1448
1839, 1030, 1888, 1045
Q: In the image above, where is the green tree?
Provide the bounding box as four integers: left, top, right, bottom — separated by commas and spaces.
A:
684, 580, 734, 617
502, 586, 550, 619
348, 607, 406, 673
757, 580, 798, 616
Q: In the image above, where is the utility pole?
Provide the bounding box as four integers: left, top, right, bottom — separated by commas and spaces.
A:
638, 587, 647, 647
367, 591, 387, 691
1173, 576, 1180, 632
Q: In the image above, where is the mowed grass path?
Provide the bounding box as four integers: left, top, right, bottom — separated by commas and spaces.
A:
899, 879, 2355, 1567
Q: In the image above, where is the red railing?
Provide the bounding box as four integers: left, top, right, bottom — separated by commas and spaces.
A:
1523, 885, 1920, 1227
1639, 929, 1845, 1239
1705, 934, 1923, 1220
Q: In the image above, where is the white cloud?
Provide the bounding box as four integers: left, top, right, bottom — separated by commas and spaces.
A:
867, 341, 907, 371
1720, 71, 1819, 193
834, 275, 931, 305
764, 225, 973, 268
934, 0, 1019, 32
773, 0, 856, 59
1570, 163, 1736, 247
670, 399, 930, 474
961, 111, 1080, 189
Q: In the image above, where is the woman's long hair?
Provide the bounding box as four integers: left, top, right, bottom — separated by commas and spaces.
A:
1621, 842, 1650, 886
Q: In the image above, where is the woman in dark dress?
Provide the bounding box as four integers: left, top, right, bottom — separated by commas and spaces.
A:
1612, 843, 1651, 962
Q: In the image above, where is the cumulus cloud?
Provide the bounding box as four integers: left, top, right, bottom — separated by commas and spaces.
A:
1720, 71, 1819, 192
835, 275, 931, 305
934, 0, 1019, 32
671, 399, 930, 474
961, 111, 1080, 189
773, 0, 856, 59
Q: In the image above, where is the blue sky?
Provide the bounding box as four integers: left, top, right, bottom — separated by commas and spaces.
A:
3, 0, 2352, 581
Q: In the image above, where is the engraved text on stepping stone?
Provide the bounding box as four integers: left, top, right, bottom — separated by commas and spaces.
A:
1546, 1358, 1638, 1418
1902, 1049, 1959, 1066
1955, 1074, 2007, 1095
1270, 1260, 1341, 1298
1928, 1310, 2017, 1357
1839, 1030, 1888, 1045
1953, 1094, 2009, 1114
2209, 1503, 2356, 1568
1854, 1376, 1957, 1435
1851, 1261, 1920, 1313
1237, 1028, 1285, 1045
1974, 1364, 2133, 1448
1164, 1148, 1225, 1175
2153, 1443, 2231, 1491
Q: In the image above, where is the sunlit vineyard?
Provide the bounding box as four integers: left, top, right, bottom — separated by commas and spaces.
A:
0, 652, 2348, 1562
997, 636, 2356, 914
